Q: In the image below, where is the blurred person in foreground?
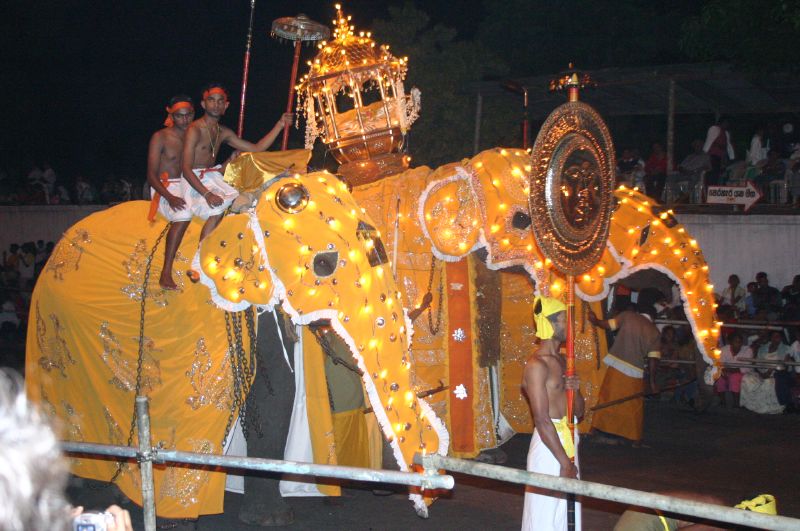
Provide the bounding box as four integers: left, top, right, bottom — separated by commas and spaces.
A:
0, 369, 132, 530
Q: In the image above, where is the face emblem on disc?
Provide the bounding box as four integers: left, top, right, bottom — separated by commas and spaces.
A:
528, 101, 615, 276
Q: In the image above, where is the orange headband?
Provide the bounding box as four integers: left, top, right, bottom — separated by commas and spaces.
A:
203, 87, 228, 100
164, 101, 194, 127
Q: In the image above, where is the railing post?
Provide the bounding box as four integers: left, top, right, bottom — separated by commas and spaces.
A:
135, 396, 157, 531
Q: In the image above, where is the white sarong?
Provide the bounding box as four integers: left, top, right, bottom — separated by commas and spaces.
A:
521, 420, 581, 531
186, 166, 238, 219
153, 178, 192, 222
152, 166, 238, 222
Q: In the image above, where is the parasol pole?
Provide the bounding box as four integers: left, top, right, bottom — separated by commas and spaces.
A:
237, 0, 257, 138
271, 14, 330, 151
281, 40, 302, 150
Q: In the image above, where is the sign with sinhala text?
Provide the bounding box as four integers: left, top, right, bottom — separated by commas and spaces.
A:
705, 181, 762, 212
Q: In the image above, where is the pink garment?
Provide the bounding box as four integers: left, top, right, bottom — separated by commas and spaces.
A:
714, 372, 744, 393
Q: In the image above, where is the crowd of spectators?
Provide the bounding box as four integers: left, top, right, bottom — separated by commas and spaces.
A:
611, 271, 800, 416
0, 163, 138, 206
712, 271, 800, 415
615, 118, 800, 206
0, 240, 56, 359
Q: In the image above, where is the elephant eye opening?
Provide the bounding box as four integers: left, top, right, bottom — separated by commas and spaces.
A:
276, 182, 309, 214
512, 211, 532, 230
313, 251, 339, 277
356, 220, 389, 267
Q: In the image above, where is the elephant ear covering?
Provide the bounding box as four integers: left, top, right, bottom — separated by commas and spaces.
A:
198, 213, 275, 310
418, 163, 482, 261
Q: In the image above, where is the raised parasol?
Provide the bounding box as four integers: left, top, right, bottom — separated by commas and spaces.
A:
271, 13, 330, 150
528, 64, 613, 530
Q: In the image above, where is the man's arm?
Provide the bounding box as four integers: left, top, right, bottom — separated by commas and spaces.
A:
146, 132, 185, 211
588, 311, 613, 331
523, 360, 577, 478
181, 126, 223, 207
223, 114, 293, 152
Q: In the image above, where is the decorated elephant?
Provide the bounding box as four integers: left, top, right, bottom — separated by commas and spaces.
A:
26, 151, 447, 520
350, 146, 720, 453
293, 6, 721, 459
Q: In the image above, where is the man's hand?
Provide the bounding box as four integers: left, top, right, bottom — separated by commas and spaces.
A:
166, 195, 186, 211
205, 191, 223, 207
587, 311, 599, 326
559, 460, 579, 479
278, 112, 294, 128
564, 374, 581, 391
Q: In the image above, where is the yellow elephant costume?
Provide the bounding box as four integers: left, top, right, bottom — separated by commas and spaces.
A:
27, 151, 447, 518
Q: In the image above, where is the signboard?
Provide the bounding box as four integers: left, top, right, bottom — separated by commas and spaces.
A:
706, 180, 762, 212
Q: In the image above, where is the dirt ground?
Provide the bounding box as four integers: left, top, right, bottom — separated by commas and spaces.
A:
66, 399, 800, 530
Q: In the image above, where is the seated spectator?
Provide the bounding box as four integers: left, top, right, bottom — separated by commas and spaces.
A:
756, 149, 787, 202
656, 326, 699, 405
780, 274, 800, 323
714, 331, 753, 408
617, 148, 645, 187
644, 142, 669, 201
719, 274, 746, 317
741, 331, 788, 414
0, 292, 19, 335
743, 282, 758, 319
3, 244, 20, 287
676, 139, 711, 201
74, 175, 97, 204
17, 242, 35, 288
715, 304, 738, 346
747, 127, 768, 168
753, 272, 782, 320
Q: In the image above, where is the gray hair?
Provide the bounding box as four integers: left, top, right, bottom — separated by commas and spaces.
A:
0, 370, 70, 531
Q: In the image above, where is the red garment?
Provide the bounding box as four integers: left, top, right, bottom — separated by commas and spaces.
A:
645, 153, 668, 175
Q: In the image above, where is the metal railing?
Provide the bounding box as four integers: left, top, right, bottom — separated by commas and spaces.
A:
61, 396, 454, 531
414, 454, 800, 531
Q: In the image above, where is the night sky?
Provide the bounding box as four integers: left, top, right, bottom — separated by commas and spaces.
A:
3, 1, 481, 184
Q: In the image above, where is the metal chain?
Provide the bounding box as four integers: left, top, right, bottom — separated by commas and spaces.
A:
110, 223, 170, 485
426, 255, 445, 336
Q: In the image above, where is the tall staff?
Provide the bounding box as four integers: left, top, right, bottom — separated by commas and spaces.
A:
271, 14, 330, 150
529, 65, 612, 530
237, 0, 257, 137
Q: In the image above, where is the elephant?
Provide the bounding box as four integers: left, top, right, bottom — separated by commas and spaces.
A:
26, 152, 447, 520
350, 146, 720, 454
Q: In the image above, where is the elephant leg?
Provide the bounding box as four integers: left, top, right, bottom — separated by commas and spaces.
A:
239, 309, 296, 527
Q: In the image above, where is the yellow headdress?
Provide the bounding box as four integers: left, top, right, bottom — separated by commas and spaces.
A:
735, 494, 777, 515
533, 296, 566, 340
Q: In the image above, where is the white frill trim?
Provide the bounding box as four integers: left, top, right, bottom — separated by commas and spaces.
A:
193, 210, 447, 515
603, 354, 645, 379
572, 241, 714, 366
195, 210, 285, 314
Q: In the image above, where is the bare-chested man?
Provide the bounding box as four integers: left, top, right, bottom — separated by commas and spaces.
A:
521, 296, 585, 531
146, 95, 195, 289
155, 83, 291, 289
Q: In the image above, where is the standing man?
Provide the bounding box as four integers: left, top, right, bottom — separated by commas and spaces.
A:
521, 296, 585, 531
181, 84, 293, 236
702, 117, 735, 187
147, 95, 195, 289
588, 288, 661, 447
